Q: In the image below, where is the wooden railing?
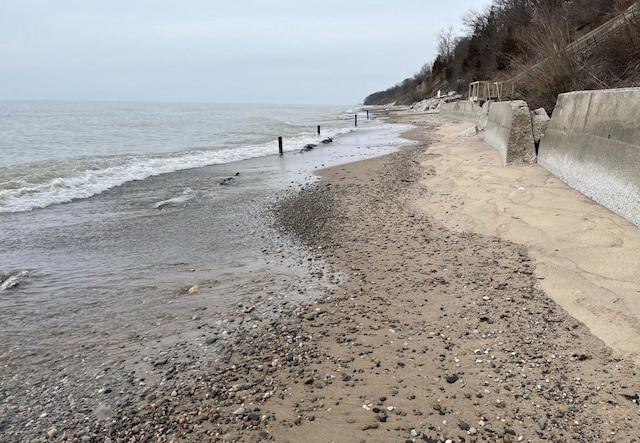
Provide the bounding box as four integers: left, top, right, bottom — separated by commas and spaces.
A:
468, 80, 515, 104
567, 2, 640, 58
469, 2, 640, 102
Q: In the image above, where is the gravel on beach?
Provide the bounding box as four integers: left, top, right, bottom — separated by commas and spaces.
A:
2, 114, 640, 443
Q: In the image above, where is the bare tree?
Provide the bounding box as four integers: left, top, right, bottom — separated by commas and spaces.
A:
437, 26, 458, 60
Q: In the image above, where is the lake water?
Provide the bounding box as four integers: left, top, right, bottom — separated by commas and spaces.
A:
0, 101, 411, 355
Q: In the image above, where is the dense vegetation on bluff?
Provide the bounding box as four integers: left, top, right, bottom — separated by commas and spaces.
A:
364, 0, 640, 112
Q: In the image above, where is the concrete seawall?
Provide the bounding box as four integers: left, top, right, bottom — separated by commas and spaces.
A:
538, 88, 640, 227
439, 101, 483, 124
441, 100, 536, 165
483, 100, 536, 166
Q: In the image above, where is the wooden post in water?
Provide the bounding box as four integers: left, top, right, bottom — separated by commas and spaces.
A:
317, 125, 321, 135
354, 114, 358, 127
278, 136, 283, 155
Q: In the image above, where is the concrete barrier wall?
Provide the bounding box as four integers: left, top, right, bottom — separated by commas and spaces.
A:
440, 101, 483, 124
441, 99, 536, 165
538, 88, 640, 226
483, 100, 536, 165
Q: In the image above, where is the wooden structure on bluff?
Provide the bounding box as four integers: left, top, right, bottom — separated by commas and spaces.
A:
468, 81, 515, 105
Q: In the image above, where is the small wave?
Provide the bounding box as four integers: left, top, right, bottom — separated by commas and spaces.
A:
0, 270, 29, 291
0, 125, 355, 213
0, 147, 257, 213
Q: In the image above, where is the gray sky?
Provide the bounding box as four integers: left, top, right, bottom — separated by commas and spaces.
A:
0, 0, 491, 105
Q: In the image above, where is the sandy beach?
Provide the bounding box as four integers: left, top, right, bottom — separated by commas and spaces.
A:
265, 111, 640, 442
2, 109, 640, 442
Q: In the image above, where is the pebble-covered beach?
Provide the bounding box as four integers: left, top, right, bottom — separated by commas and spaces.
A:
2, 113, 640, 442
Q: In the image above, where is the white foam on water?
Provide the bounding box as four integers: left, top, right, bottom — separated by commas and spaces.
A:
0, 270, 29, 291
0, 126, 353, 213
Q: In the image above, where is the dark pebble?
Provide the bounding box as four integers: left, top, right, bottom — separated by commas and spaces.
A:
446, 374, 459, 384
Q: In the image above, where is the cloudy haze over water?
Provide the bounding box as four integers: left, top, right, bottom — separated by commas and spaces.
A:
1, 0, 491, 104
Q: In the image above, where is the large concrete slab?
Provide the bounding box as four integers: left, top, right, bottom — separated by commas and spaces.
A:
440, 100, 483, 124
538, 88, 640, 226
531, 107, 550, 151
484, 100, 536, 165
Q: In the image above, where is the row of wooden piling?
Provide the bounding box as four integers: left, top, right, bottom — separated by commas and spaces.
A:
278, 110, 369, 155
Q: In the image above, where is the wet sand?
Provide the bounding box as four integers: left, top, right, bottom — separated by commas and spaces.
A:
2, 110, 640, 442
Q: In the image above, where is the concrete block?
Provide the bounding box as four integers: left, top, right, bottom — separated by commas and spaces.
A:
479, 101, 491, 129
458, 125, 478, 137
484, 100, 536, 165
538, 88, 640, 226
531, 107, 550, 150
440, 101, 483, 125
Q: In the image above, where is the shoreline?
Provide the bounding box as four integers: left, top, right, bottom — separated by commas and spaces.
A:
0, 113, 404, 349
2, 110, 640, 442
0, 110, 411, 442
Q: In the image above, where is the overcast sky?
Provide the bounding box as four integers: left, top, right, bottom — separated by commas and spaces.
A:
0, 0, 492, 105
